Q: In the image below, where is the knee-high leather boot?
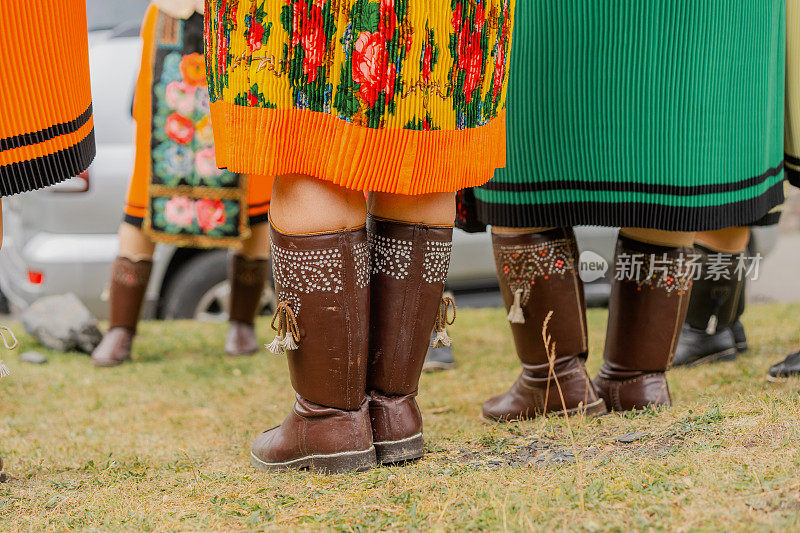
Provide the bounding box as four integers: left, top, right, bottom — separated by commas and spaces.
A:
91, 257, 152, 367
367, 216, 454, 464
482, 228, 606, 421
674, 245, 744, 366
250, 223, 375, 474
225, 254, 270, 356
593, 236, 693, 411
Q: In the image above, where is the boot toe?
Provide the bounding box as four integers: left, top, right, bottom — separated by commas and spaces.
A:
481, 390, 532, 422
91, 328, 133, 367
674, 325, 737, 367
767, 351, 800, 382
225, 321, 259, 356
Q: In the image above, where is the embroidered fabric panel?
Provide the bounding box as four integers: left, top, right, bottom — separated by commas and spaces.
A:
271, 242, 344, 315
495, 238, 577, 307
145, 11, 249, 246
422, 241, 452, 284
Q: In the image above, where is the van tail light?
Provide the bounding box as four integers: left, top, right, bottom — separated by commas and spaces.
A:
49, 170, 90, 193
27, 270, 44, 285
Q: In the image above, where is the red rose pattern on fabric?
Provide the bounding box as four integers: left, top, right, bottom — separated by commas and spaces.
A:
207, 0, 514, 130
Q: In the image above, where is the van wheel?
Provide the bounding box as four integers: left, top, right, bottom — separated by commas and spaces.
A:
162, 251, 276, 322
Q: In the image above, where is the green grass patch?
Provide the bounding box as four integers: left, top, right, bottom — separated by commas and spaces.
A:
2, 304, 800, 530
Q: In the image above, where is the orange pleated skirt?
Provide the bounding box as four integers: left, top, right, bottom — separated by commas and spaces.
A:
0, 0, 95, 197
205, 0, 516, 195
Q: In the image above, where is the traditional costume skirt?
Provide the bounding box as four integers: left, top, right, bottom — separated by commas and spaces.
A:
0, 0, 95, 196
205, 0, 516, 194
787, 0, 800, 189
471, 0, 786, 231
124, 4, 272, 248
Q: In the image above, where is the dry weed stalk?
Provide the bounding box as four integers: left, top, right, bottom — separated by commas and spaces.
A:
541, 311, 586, 512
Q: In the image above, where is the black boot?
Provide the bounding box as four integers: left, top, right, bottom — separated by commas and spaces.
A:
731, 283, 748, 353
767, 350, 800, 382
673, 245, 745, 367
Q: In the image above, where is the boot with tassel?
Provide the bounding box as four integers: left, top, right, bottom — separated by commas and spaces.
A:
91, 257, 152, 367
367, 216, 455, 464
251, 222, 375, 474
482, 228, 606, 421
225, 254, 270, 356
593, 236, 693, 411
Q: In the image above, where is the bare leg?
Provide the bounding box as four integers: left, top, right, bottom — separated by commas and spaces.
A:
118, 222, 155, 261
271, 174, 366, 233
237, 221, 270, 259
368, 191, 455, 225
695, 227, 751, 254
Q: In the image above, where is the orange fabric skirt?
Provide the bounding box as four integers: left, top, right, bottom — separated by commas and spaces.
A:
205, 0, 516, 195
0, 0, 95, 196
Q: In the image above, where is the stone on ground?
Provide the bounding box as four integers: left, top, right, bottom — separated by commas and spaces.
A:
21, 294, 102, 353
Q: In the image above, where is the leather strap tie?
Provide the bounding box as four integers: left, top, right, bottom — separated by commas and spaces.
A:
431, 297, 457, 349
266, 302, 300, 355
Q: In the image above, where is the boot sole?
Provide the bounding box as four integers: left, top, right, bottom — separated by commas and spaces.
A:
91, 358, 129, 367
482, 398, 608, 423
422, 361, 456, 373
736, 342, 749, 353
685, 347, 738, 368
374, 433, 425, 465
250, 446, 377, 474
224, 349, 258, 357
765, 374, 798, 383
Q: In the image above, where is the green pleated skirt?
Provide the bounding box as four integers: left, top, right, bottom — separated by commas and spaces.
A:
474, 1, 786, 231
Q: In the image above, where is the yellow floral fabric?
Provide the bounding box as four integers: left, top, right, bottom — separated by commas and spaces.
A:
207, 0, 514, 130
203, 0, 516, 194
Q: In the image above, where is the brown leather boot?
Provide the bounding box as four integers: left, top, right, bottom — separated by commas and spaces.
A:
593, 236, 693, 411
225, 254, 270, 356
367, 216, 454, 464
250, 223, 375, 474
91, 257, 152, 367
482, 229, 606, 421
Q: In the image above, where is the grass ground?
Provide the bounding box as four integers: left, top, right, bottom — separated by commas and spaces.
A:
1, 303, 800, 531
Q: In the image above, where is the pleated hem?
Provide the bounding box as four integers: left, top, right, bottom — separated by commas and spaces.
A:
476, 179, 786, 232
0, 129, 95, 198
210, 101, 506, 195
786, 153, 800, 188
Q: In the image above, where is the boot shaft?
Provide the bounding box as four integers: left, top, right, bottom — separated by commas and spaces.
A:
491, 228, 587, 366
684, 245, 746, 334
269, 223, 370, 410
367, 216, 453, 396
228, 254, 270, 325
109, 257, 152, 331
602, 236, 693, 376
